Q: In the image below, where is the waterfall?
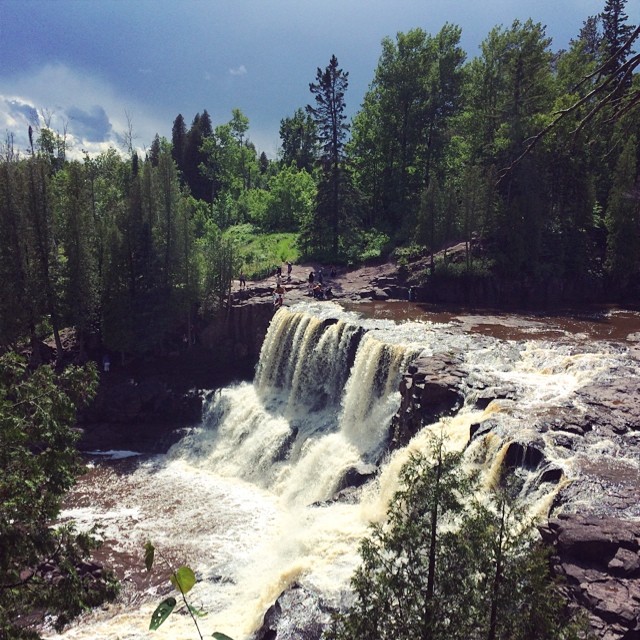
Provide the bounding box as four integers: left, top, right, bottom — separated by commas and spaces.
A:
173, 306, 417, 505
48, 302, 639, 640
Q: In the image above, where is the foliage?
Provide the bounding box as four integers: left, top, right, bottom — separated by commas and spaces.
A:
0, 353, 118, 638
279, 108, 318, 172
224, 224, 300, 278
144, 541, 234, 640
604, 134, 640, 289
2, 1, 640, 352
306, 54, 351, 258
326, 434, 589, 640
339, 228, 391, 264
198, 221, 240, 314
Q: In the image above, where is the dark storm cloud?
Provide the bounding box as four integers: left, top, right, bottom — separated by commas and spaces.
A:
66, 105, 113, 142
7, 99, 39, 125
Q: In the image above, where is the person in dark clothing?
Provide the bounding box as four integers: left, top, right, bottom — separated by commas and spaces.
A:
308, 270, 315, 294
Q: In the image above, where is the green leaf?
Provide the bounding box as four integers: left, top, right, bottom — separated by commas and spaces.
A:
188, 604, 207, 618
212, 633, 235, 640
144, 541, 155, 572
149, 597, 176, 631
170, 565, 197, 594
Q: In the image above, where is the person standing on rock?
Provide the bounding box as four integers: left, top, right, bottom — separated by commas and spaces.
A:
308, 270, 315, 295
287, 261, 292, 281
239, 272, 246, 290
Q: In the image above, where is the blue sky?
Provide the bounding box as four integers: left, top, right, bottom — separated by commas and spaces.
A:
0, 0, 619, 159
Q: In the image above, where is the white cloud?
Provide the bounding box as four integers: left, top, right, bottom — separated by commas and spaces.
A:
0, 63, 166, 158
229, 64, 247, 76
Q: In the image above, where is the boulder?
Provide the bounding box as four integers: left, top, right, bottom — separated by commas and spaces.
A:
252, 583, 336, 640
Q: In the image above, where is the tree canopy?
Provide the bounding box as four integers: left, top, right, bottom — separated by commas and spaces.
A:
0, 353, 118, 638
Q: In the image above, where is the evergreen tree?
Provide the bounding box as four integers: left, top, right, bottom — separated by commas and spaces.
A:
171, 114, 187, 173
51, 161, 98, 361
600, 0, 635, 89
259, 151, 270, 176
0, 143, 36, 350
149, 133, 162, 167
328, 436, 588, 640
306, 54, 350, 257
25, 148, 64, 358
183, 111, 213, 202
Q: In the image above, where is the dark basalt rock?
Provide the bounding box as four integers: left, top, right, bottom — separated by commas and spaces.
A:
502, 440, 546, 471
540, 514, 640, 639
272, 427, 299, 463
336, 465, 376, 492
389, 353, 465, 449
252, 583, 336, 640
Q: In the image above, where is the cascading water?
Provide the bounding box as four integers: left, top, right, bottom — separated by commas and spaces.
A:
47, 301, 640, 640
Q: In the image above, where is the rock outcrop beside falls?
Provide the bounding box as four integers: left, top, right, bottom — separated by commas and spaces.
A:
389, 353, 466, 449
389, 347, 640, 639
540, 515, 640, 640
252, 583, 336, 640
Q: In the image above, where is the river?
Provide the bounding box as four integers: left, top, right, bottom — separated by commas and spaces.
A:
45, 301, 640, 640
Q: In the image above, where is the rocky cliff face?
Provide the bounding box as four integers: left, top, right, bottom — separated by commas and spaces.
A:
200, 295, 275, 377
80, 297, 276, 453
540, 515, 640, 640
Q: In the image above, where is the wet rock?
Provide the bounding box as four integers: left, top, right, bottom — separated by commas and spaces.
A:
252, 583, 336, 640
537, 465, 564, 485
389, 353, 465, 449
272, 427, 299, 463
470, 419, 497, 440
372, 287, 389, 300
85, 378, 202, 425
503, 440, 546, 471
336, 465, 376, 492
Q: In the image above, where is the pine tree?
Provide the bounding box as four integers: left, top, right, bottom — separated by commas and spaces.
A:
149, 134, 161, 167
306, 55, 350, 257
600, 0, 635, 88
171, 114, 187, 173
51, 161, 98, 361
183, 111, 213, 202
327, 435, 589, 640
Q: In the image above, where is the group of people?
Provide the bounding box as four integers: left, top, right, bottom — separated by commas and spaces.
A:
238, 261, 338, 308
307, 266, 334, 300
272, 262, 293, 307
